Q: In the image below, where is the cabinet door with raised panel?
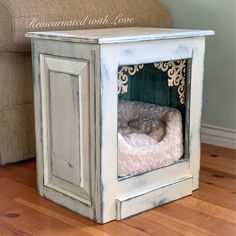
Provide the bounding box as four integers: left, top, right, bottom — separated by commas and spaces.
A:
39, 54, 91, 205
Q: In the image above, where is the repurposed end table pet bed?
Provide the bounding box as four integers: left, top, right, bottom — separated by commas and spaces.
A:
26, 27, 214, 223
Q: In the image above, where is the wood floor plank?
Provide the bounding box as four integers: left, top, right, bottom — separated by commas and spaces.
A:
201, 155, 236, 177
95, 220, 152, 236
14, 197, 152, 236
201, 144, 236, 160
215, 148, 236, 160
0, 178, 97, 236
193, 182, 236, 211
0, 166, 36, 189
175, 196, 236, 225
143, 210, 216, 236
201, 143, 222, 153
153, 201, 236, 236
0, 197, 90, 236
0, 176, 150, 236
15, 198, 124, 236
201, 157, 236, 176
200, 169, 236, 191
123, 213, 184, 236
200, 144, 236, 180
0, 220, 32, 236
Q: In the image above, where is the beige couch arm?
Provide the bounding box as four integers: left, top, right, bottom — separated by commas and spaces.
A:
0, 0, 170, 52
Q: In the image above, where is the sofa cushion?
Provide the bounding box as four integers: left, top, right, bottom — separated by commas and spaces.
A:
0, 0, 171, 52
0, 104, 35, 164
0, 52, 33, 108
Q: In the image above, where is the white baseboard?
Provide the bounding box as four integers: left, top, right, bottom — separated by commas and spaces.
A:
201, 124, 236, 150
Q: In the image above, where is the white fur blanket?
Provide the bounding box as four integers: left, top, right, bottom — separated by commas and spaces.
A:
118, 101, 183, 177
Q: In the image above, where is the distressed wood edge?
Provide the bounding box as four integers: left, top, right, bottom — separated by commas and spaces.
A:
25, 28, 215, 45
31, 39, 102, 221
115, 176, 193, 220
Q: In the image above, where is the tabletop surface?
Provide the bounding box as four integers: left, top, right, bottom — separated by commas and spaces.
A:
26, 27, 214, 44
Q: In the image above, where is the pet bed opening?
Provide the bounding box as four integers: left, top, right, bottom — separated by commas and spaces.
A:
118, 100, 183, 177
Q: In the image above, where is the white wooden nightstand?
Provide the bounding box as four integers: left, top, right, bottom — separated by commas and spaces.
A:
26, 27, 214, 223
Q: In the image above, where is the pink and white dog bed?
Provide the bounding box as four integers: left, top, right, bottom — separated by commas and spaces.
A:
118, 101, 183, 177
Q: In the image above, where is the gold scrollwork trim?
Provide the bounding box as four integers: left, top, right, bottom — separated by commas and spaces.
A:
154, 60, 186, 104
118, 64, 144, 94
118, 60, 186, 104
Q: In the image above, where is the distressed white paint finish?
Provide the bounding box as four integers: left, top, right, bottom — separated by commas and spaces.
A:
26, 27, 214, 44
40, 55, 90, 203
116, 176, 192, 220
99, 37, 210, 222
188, 37, 206, 190
27, 28, 214, 223
31, 40, 100, 220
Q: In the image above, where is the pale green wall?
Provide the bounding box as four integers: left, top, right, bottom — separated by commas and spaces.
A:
160, 0, 236, 130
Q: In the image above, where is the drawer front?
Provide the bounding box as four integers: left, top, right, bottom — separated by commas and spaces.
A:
116, 176, 193, 220
40, 54, 91, 205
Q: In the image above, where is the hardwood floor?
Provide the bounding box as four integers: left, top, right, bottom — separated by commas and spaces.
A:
0, 143, 235, 236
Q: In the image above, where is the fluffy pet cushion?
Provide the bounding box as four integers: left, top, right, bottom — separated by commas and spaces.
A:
118, 101, 183, 177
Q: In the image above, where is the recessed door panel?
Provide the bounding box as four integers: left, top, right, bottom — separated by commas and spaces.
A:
49, 71, 81, 186
40, 55, 90, 204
